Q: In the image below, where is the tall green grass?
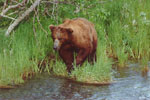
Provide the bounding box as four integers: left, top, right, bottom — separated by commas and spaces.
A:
0, 20, 53, 85
104, 0, 150, 67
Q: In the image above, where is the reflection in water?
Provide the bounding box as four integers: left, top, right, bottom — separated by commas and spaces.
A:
0, 63, 150, 100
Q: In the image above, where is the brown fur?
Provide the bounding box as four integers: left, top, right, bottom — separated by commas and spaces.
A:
49, 18, 98, 73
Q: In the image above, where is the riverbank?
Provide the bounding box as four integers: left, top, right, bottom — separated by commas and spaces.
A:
0, 64, 149, 100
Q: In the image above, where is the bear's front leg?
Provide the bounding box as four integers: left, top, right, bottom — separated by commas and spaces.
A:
76, 49, 90, 66
59, 47, 74, 73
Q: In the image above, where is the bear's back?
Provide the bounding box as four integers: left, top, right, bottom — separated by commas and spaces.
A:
62, 18, 94, 30
59, 18, 97, 49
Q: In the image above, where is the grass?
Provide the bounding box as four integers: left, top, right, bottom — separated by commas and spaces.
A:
71, 43, 112, 83
0, 20, 53, 85
0, 0, 150, 86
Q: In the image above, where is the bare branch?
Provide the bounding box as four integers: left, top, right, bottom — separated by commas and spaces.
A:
1, 0, 28, 15
2, 0, 9, 10
0, 14, 16, 20
11, 0, 19, 4
5, 0, 41, 36
41, 0, 74, 5
7, 11, 19, 16
32, 13, 38, 45
1, 3, 22, 15
34, 6, 49, 36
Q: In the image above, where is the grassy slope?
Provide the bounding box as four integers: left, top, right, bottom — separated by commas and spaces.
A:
0, 0, 150, 85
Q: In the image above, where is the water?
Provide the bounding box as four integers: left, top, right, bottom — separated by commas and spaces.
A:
0, 63, 150, 100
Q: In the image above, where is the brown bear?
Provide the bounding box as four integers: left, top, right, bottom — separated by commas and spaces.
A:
49, 18, 97, 73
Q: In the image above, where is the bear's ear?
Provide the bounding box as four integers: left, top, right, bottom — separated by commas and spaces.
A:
49, 25, 55, 31
66, 28, 73, 34
63, 18, 70, 23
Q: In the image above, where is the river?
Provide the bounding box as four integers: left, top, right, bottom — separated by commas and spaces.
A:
0, 63, 150, 100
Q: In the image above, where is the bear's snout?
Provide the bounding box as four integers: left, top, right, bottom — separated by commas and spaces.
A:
53, 39, 60, 51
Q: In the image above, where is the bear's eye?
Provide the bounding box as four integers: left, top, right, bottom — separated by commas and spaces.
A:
58, 38, 64, 40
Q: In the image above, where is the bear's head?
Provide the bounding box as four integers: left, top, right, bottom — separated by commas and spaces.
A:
49, 25, 73, 51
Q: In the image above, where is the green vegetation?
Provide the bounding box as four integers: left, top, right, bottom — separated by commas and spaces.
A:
0, 0, 150, 86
